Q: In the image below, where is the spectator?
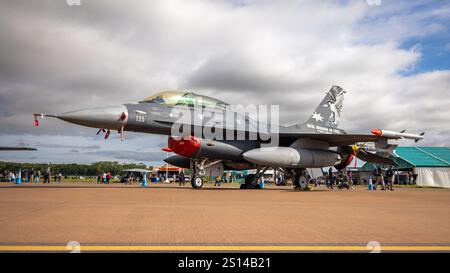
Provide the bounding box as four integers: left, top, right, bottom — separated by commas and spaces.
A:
43, 172, 49, 183
214, 176, 222, 187
47, 163, 51, 182
178, 172, 185, 186
126, 175, 132, 185
346, 170, 354, 190
36, 170, 41, 183
386, 166, 394, 191
374, 166, 385, 190
327, 167, 333, 189
412, 171, 418, 185
408, 171, 413, 185
30, 168, 35, 184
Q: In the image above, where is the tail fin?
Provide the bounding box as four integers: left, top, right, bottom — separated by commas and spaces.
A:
305, 85, 346, 129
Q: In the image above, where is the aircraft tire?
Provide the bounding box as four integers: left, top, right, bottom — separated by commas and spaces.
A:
191, 175, 204, 189
294, 175, 308, 190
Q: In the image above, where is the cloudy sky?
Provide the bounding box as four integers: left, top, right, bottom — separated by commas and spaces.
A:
0, 0, 449, 166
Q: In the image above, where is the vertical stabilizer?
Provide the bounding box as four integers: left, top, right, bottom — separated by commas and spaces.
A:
305, 85, 346, 129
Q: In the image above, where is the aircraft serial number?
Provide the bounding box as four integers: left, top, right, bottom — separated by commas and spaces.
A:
135, 115, 145, 123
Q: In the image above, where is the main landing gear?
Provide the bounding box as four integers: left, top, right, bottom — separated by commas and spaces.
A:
240, 167, 268, 189
291, 169, 309, 191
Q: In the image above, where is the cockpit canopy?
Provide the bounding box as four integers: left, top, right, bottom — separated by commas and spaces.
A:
140, 90, 229, 110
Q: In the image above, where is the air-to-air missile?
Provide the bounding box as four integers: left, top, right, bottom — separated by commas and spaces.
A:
371, 129, 425, 142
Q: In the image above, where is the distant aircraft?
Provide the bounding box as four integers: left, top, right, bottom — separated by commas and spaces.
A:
35, 86, 424, 189
0, 147, 37, 151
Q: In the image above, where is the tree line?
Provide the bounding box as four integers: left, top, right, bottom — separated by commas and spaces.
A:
0, 161, 151, 176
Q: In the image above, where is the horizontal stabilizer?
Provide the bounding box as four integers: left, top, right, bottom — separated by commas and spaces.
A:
355, 152, 397, 166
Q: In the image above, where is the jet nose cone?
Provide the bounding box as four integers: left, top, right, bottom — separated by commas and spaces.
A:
58, 105, 128, 130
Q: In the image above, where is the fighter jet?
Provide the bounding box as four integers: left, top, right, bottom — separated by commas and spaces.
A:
34, 86, 424, 189
0, 147, 37, 151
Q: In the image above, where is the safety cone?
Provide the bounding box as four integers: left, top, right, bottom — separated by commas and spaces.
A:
16, 169, 22, 184
141, 172, 148, 187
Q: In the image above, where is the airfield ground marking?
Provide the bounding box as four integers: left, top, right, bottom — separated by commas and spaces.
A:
0, 245, 450, 252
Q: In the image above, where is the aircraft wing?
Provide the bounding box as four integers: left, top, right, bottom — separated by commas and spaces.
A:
278, 133, 399, 146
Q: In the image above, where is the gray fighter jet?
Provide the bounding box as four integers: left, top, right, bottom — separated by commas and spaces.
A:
0, 147, 37, 151
35, 86, 424, 189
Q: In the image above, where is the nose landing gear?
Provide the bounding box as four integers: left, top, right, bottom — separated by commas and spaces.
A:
189, 158, 222, 189
191, 175, 204, 189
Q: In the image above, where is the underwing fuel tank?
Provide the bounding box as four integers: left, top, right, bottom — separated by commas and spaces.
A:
242, 147, 341, 168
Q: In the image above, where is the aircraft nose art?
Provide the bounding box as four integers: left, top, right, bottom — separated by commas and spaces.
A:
57, 105, 128, 130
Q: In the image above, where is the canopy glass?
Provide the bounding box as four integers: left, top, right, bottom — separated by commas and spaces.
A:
140, 90, 229, 110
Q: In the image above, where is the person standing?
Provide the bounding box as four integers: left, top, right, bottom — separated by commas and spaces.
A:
30, 168, 35, 184
327, 167, 333, 189
214, 176, 222, 187
347, 170, 354, 190
46, 163, 52, 183
106, 172, 111, 184
407, 171, 413, 185
375, 166, 385, 190
386, 166, 394, 191
178, 172, 185, 186
412, 171, 418, 185
36, 170, 41, 183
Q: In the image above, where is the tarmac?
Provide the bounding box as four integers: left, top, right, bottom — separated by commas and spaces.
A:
0, 182, 450, 251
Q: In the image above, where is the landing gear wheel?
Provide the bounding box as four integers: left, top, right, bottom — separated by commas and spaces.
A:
294, 175, 309, 190
191, 175, 204, 189
240, 174, 261, 189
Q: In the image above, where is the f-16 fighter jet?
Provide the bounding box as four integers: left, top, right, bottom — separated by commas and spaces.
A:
0, 147, 37, 151
35, 86, 424, 189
